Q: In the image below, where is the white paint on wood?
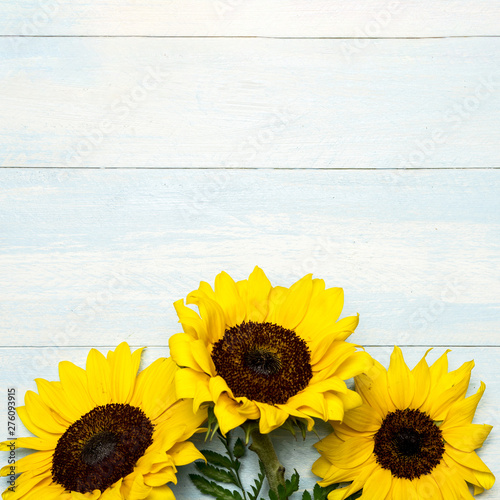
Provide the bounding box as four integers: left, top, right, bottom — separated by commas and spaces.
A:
1, 168, 498, 348
1, 38, 499, 168
1, 1, 499, 37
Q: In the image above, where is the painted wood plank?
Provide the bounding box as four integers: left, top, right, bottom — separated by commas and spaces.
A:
1, 168, 499, 348
1, 1, 499, 37
1, 37, 499, 169
0, 346, 497, 497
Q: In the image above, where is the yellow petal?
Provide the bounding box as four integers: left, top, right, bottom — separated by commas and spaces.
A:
0, 450, 52, 476
169, 333, 205, 372
415, 473, 443, 500
444, 443, 492, 473
334, 351, 373, 380
325, 314, 360, 342
174, 368, 212, 411
387, 346, 414, 409
86, 348, 112, 407
362, 466, 392, 498
255, 403, 288, 433
58, 361, 95, 413
355, 361, 395, 418
141, 358, 179, 420
213, 394, 247, 435
214, 271, 246, 327
107, 343, 138, 403
245, 266, 272, 322
0, 436, 57, 452
35, 378, 79, 424
426, 361, 474, 420
295, 286, 343, 339
268, 274, 313, 330
23, 392, 67, 435
474, 469, 496, 490
409, 352, 431, 409
125, 474, 152, 500
173, 299, 206, 339
168, 441, 205, 466
342, 405, 382, 432
187, 294, 225, 344
322, 436, 373, 469
443, 424, 492, 452
99, 479, 124, 500
209, 375, 233, 403
440, 381, 486, 429
144, 485, 175, 500
390, 477, 418, 499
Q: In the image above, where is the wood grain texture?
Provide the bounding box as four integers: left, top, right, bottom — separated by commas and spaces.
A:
0, 1, 499, 37
1, 37, 499, 169
1, 168, 498, 349
0, 346, 497, 497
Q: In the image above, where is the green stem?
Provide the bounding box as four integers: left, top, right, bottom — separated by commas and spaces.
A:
248, 429, 286, 496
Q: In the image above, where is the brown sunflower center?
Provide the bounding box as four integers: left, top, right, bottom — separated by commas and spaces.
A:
373, 408, 444, 480
52, 403, 154, 494
211, 320, 312, 405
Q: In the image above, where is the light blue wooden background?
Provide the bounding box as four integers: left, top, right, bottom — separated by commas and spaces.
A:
1, 2, 499, 497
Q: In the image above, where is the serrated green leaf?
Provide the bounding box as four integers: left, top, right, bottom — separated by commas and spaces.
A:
268, 490, 278, 500
302, 491, 312, 500
248, 461, 266, 500
189, 474, 240, 500
277, 483, 286, 499
200, 449, 234, 470
195, 462, 238, 484
233, 437, 246, 459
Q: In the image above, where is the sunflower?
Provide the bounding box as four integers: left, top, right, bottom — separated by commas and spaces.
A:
313, 346, 495, 499
0, 343, 206, 500
170, 267, 373, 435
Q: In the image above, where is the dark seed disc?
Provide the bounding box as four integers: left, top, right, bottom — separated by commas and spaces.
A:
52, 403, 154, 493
211, 321, 312, 405
373, 408, 444, 480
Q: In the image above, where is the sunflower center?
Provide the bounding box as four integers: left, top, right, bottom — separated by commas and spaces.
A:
394, 427, 422, 456
373, 408, 444, 480
52, 403, 154, 494
211, 320, 312, 405
80, 431, 118, 466
245, 347, 282, 376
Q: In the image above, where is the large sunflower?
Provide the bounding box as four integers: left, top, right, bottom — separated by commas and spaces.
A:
170, 267, 372, 435
313, 346, 495, 499
0, 343, 206, 500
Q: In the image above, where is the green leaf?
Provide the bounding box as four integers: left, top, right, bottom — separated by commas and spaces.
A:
189, 474, 242, 500
302, 491, 312, 500
201, 449, 234, 470
233, 437, 246, 459
288, 470, 300, 492
268, 490, 278, 500
248, 461, 266, 500
195, 462, 238, 484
